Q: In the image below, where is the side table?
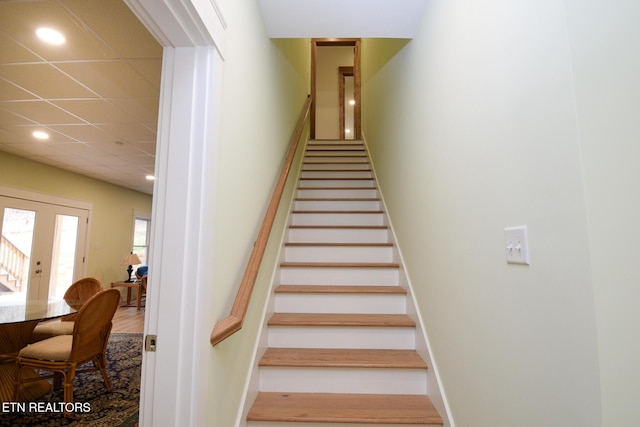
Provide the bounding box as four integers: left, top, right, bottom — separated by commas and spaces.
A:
110, 281, 144, 310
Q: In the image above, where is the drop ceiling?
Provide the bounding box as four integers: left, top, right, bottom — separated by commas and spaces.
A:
0, 0, 162, 195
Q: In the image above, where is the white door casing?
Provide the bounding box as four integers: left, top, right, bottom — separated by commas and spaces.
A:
123, 1, 225, 426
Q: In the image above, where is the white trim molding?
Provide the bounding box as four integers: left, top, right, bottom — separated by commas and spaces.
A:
123, 1, 225, 426
125, 0, 226, 55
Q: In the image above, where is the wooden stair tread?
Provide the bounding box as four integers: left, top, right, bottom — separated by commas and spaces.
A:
275, 284, 406, 294
292, 210, 384, 214
247, 392, 443, 425
300, 177, 373, 180
281, 262, 399, 269
284, 242, 393, 247
268, 313, 416, 327
303, 162, 370, 165
298, 186, 376, 190
300, 169, 371, 172
259, 348, 427, 369
307, 147, 365, 154
308, 139, 363, 142
296, 197, 380, 201
304, 154, 367, 158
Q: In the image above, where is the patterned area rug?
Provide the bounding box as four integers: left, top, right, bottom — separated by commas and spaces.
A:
1, 333, 142, 427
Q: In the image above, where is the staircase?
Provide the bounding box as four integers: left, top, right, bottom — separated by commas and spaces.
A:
245, 139, 444, 426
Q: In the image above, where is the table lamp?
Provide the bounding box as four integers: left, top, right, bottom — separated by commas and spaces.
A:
122, 252, 142, 282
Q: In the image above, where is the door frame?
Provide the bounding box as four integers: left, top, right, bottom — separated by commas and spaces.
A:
123, 1, 226, 426
338, 66, 354, 139
311, 38, 361, 140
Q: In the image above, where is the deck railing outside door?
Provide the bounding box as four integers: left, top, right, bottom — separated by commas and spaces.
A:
0, 234, 29, 292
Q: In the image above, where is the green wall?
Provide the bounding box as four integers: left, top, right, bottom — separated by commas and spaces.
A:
360, 0, 603, 425
0, 150, 153, 286
207, 1, 310, 425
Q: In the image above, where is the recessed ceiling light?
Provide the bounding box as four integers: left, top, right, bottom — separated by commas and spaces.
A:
349, 100, 356, 106
345, 129, 351, 134
145, 175, 156, 181
32, 130, 50, 140
36, 27, 66, 45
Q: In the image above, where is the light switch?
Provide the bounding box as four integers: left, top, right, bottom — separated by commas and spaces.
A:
504, 226, 530, 265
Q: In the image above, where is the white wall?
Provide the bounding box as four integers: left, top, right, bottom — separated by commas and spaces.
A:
208, 1, 309, 426
564, 0, 640, 424
361, 0, 604, 425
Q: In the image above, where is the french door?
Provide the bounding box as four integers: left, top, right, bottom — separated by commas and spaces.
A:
0, 196, 88, 303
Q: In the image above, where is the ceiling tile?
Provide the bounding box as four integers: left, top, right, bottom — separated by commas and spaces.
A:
0, 79, 38, 102
2, 140, 65, 157
29, 155, 70, 168
51, 99, 135, 124
4, 100, 84, 125
89, 140, 147, 156
0, 33, 41, 64
128, 154, 155, 167
47, 141, 102, 158
128, 59, 162, 89
0, 125, 73, 144
56, 61, 158, 98
97, 123, 156, 143
60, 0, 162, 59
109, 98, 159, 123
130, 141, 157, 156
91, 153, 124, 168
47, 124, 115, 143
0, 0, 161, 195
0, 63, 98, 99
0, 0, 119, 61
0, 107, 37, 126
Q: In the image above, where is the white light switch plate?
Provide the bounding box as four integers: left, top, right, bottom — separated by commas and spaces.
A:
504, 226, 530, 265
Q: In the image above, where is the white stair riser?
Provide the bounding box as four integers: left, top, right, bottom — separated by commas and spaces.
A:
288, 228, 389, 243
294, 199, 381, 211
291, 212, 384, 226
297, 188, 378, 198
259, 367, 427, 394
303, 163, 370, 170
280, 267, 399, 286
284, 245, 393, 263
304, 156, 369, 163
300, 170, 372, 179
299, 179, 375, 188
288, 228, 390, 244
306, 144, 364, 150
305, 151, 366, 157
274, 293, 406, 314
268, 326, 416, 349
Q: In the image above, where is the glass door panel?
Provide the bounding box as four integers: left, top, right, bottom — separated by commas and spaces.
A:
49, 214, 80, 300
0, 208, 36, 302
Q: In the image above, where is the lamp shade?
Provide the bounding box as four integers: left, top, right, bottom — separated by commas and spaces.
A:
122, 253, 142, 266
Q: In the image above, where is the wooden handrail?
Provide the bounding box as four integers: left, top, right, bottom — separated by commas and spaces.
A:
210, 95, 312, 346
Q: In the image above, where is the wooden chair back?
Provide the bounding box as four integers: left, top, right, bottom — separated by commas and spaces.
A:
70, 288, 120, 364
62, 277, 104, 321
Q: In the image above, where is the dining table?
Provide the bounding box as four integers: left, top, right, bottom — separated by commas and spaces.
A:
0, 298, 76, 403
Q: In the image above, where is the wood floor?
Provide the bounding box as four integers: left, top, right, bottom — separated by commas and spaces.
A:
112, 305, 145, 333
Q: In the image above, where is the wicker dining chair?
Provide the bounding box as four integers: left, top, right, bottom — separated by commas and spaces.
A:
14, 289, 120, 414
30, 277, 104, 342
